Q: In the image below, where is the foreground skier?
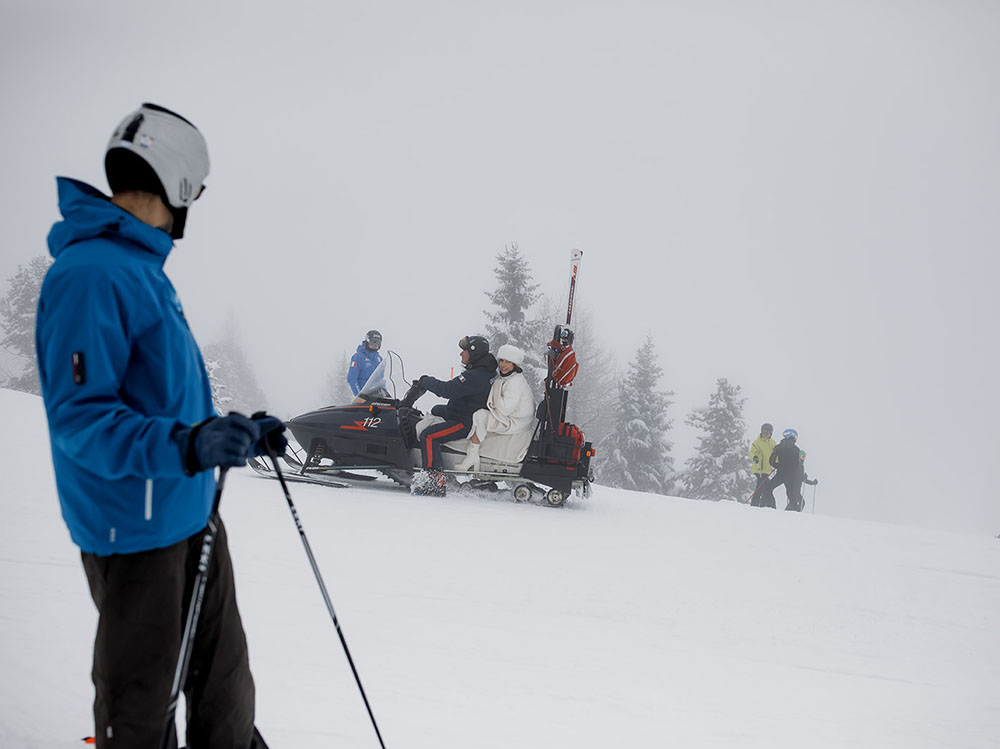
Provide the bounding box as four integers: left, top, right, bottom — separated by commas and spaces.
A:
36, 103, 282, 748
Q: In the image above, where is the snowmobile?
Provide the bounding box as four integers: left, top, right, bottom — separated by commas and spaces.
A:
247, 350, 594, 506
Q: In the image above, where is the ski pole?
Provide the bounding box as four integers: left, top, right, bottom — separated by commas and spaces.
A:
811, 483, 818, 514
265, 444, 387, 749
160, 467, 229, 749
744, 468, 776, 504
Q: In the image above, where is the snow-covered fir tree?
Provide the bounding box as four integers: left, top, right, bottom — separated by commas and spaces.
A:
202, 321, 267, 415
204, 358, 233, 414
680, 378, 754, 502
599, 334, 674, 494
483, 243, 546, 394
0, 256, 51, 394
324, 350, 353, 405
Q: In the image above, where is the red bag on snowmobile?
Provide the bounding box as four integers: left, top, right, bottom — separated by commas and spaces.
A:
556, 422, 585, 461
547, 340, 578, 388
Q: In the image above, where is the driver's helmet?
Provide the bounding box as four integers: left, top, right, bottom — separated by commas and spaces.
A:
365, 329, 382, 350
783, 428, 798, 440
458, 335, 489, 365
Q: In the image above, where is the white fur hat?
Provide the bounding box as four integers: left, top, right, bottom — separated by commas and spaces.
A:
496, 344, 525, 367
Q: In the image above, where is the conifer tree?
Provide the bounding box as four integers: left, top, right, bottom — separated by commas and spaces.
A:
324, 350, 353, 405
599, 334, 674, 493
680, 378, 754, 502
204, 358, 233, 414
0, 256, 51, 394
202, 320, 267, 415
483, 243, 546, 394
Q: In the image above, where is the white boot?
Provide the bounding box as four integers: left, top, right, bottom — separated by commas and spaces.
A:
455, 442, 481, 473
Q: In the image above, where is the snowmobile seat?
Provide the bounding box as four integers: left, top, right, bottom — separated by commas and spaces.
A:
415, 415, 533, 471
451, 430, 533, 465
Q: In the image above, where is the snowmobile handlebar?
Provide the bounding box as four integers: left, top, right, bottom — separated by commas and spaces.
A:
398, 380, 427, 410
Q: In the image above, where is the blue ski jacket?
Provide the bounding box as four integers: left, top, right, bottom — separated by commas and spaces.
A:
347, 342, 382, 396
36, 178, 216, 556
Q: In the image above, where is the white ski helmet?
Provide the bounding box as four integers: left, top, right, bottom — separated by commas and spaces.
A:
104, 103, 210, 239
496, 344, 525, 368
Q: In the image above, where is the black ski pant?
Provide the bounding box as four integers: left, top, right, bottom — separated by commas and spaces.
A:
418, 419, 469, 469
750, 473, 773, 508
81, 519, 257, 748
764, 473, 803, 512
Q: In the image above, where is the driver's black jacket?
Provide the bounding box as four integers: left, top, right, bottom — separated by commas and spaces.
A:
420, 355, 498, 425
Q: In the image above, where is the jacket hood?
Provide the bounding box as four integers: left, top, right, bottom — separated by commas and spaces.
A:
468, 353, 498, 372
47, 177, 174, 263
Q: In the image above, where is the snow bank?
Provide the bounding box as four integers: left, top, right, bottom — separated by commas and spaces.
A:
1, 388, 997, 748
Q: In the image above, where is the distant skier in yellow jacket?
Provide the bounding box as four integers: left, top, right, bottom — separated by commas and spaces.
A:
748, 423, 776, 508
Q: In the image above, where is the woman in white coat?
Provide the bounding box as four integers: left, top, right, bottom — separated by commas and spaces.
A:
457, 344, 535, 471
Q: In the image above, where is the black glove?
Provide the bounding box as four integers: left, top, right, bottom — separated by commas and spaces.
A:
249, 411, 288, 458
418, 375, 433, 388
752, 455, 759, 464
174, 413, 258, 476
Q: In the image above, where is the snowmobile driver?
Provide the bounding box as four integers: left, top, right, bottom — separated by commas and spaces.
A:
36, 103, 282, 748
412, 335, 498, 495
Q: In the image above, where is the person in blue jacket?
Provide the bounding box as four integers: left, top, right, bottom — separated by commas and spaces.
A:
35, 103, 282, 749
347, 329, 383, 396
412, 335, 497, 495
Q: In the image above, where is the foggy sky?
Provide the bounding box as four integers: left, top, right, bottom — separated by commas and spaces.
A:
2, 0, 998, 534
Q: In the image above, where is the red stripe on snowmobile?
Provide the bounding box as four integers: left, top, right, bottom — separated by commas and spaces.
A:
424, 423, 465, 466
340, 420, 369, 431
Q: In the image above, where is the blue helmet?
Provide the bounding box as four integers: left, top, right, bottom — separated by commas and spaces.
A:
783, 428, 798, 440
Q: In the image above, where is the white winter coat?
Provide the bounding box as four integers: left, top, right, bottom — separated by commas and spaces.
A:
471, 371, 535, 439
465, 371, 535, 465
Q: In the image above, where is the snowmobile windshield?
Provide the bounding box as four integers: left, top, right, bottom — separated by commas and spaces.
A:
357, 350, 407, 402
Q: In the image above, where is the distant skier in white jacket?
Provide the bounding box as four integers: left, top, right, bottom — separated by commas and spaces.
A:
457, 344, 535, 471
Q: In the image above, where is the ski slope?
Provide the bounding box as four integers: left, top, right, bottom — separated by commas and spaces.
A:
1, 388, 997, 748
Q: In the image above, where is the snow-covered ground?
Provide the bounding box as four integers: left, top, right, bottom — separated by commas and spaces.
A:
1, 387, 998, 748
